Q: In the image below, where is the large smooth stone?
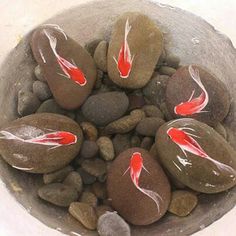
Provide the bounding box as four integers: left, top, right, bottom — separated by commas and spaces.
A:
107, 12, 163, 89
0, 113, 83, 173
165, 65, 231, 126
107, 148, 171, 225
156, 118, 236, 193
82, 92, 129, 126
31, 25, 97, 110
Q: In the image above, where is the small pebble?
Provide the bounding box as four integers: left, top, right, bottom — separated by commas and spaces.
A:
36, 99, 66, 115
128, 94, 146, 111
140, 137, 153, 150
142, 105, 164, 119
159, 66, 176, 76
38, 183, 78, 207
165, 54, 180, 68
80, 122, 98, 141
156, 49, 167, 69
136, 117, 165, 136
80, 191, 98, 207
97, 212, 131, 236
80, 140, 99, 159
77, 168, 96, 185
69, 202, 97, 230
130, 135, 141, 147
82, 159, 107, 177
85, 38, 102, 56
33, 80, 52, 101
17, 90, 41, 116
112, 134, 131, 155
75, 110, 87, 124
95, 69, 104, 89
160, 102, 173, 121
63, 171, 83, 194
94, 40, 108, 72
92, 182, 107, 199
97, 137, 115, 161
104, 109, 145, 134
95, 205, 113, 218
142, 73, 169, 107
214, 122, 227, 139
168, 190, 198, 216
43, 166, 73, 184
34, 65, 45, 81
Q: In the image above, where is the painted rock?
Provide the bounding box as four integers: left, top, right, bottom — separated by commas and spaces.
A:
156, 118, 236, 193
31, 25, 96, 110
81, 92, 129, 126
107, 148, 170, 225
0, 113, 83, 173
107, 12, 163, 89
165, 65, 231, 126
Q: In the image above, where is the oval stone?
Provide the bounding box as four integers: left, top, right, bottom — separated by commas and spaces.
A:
156, 118, 236, 193
81, 92, 129, 126
165, 65, 231, 126
31, 25, 96, 110
107, 12, 163, 89
107, 148, 170, 225
0, 113, 83, 173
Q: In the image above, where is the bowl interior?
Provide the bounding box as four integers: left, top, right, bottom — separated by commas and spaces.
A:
0, 0, 236, 235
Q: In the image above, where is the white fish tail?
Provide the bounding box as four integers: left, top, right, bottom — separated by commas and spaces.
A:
44, 30, 58, 58
206, 156, 236, 176
0, 131, 23, 141
124, 18, 132, 60
137, 186, 162, 212
188, 65, 209, 106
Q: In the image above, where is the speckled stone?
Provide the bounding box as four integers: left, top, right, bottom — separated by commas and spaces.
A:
156, 118, 236, 193
97, 137, 115, 161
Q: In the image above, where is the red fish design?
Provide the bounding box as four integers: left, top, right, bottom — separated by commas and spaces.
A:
0, 130, 77, 149
167, 127, 236, 176
174, 65, 209, 116
44, 30, 87, 86
123, 152, 162, 211
113, 19, 134, 78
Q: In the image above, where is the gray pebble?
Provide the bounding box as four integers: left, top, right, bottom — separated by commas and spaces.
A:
165, 54, 180, 68
77, 168, 96, 185
38, 183, 78, 207
94, 40, 108, 72
142, 105, 164, 119
159, 66, 176, 76
34, 65, 45, 81
33, 80, 52, 101
43, 166, 73, 184
136, 117, 165, 136
140, 137, 154, 150
97, 212, 131, 236
112, 134, 131, 155
214, 122, 227, 139
36, 99, 66, 115
63, 171, 83, 194
130, 135, 141, 147
85, 38, 102, 56
81, 159, 107, 177
97, 137, 115, 161
80, 191, 98, 207
17, 90, 41, 116
80, 140, 99, 159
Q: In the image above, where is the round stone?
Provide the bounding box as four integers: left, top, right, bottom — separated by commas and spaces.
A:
107, 12, 163, 89
165, 65, 231, 126
107, 148, 171, 225
97, 137, 115, 161
38, 183, 78, 207
63, 171, 83, 193
33, 80, 52, 101
156, 118, 236, 193
80, 140, 99, 159
0, 113, 83, 173
81, 92, 129, 126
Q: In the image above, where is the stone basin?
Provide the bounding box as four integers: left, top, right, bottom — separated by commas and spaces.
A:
0, 0, 235, 235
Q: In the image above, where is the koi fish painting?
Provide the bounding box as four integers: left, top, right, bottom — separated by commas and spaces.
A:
44, 30, 87, 86
167, 127, 236, 176
174, 65, 209, 116
123, 152, 163, 211
0, 130, 77, 149
113, 19, 134, 78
